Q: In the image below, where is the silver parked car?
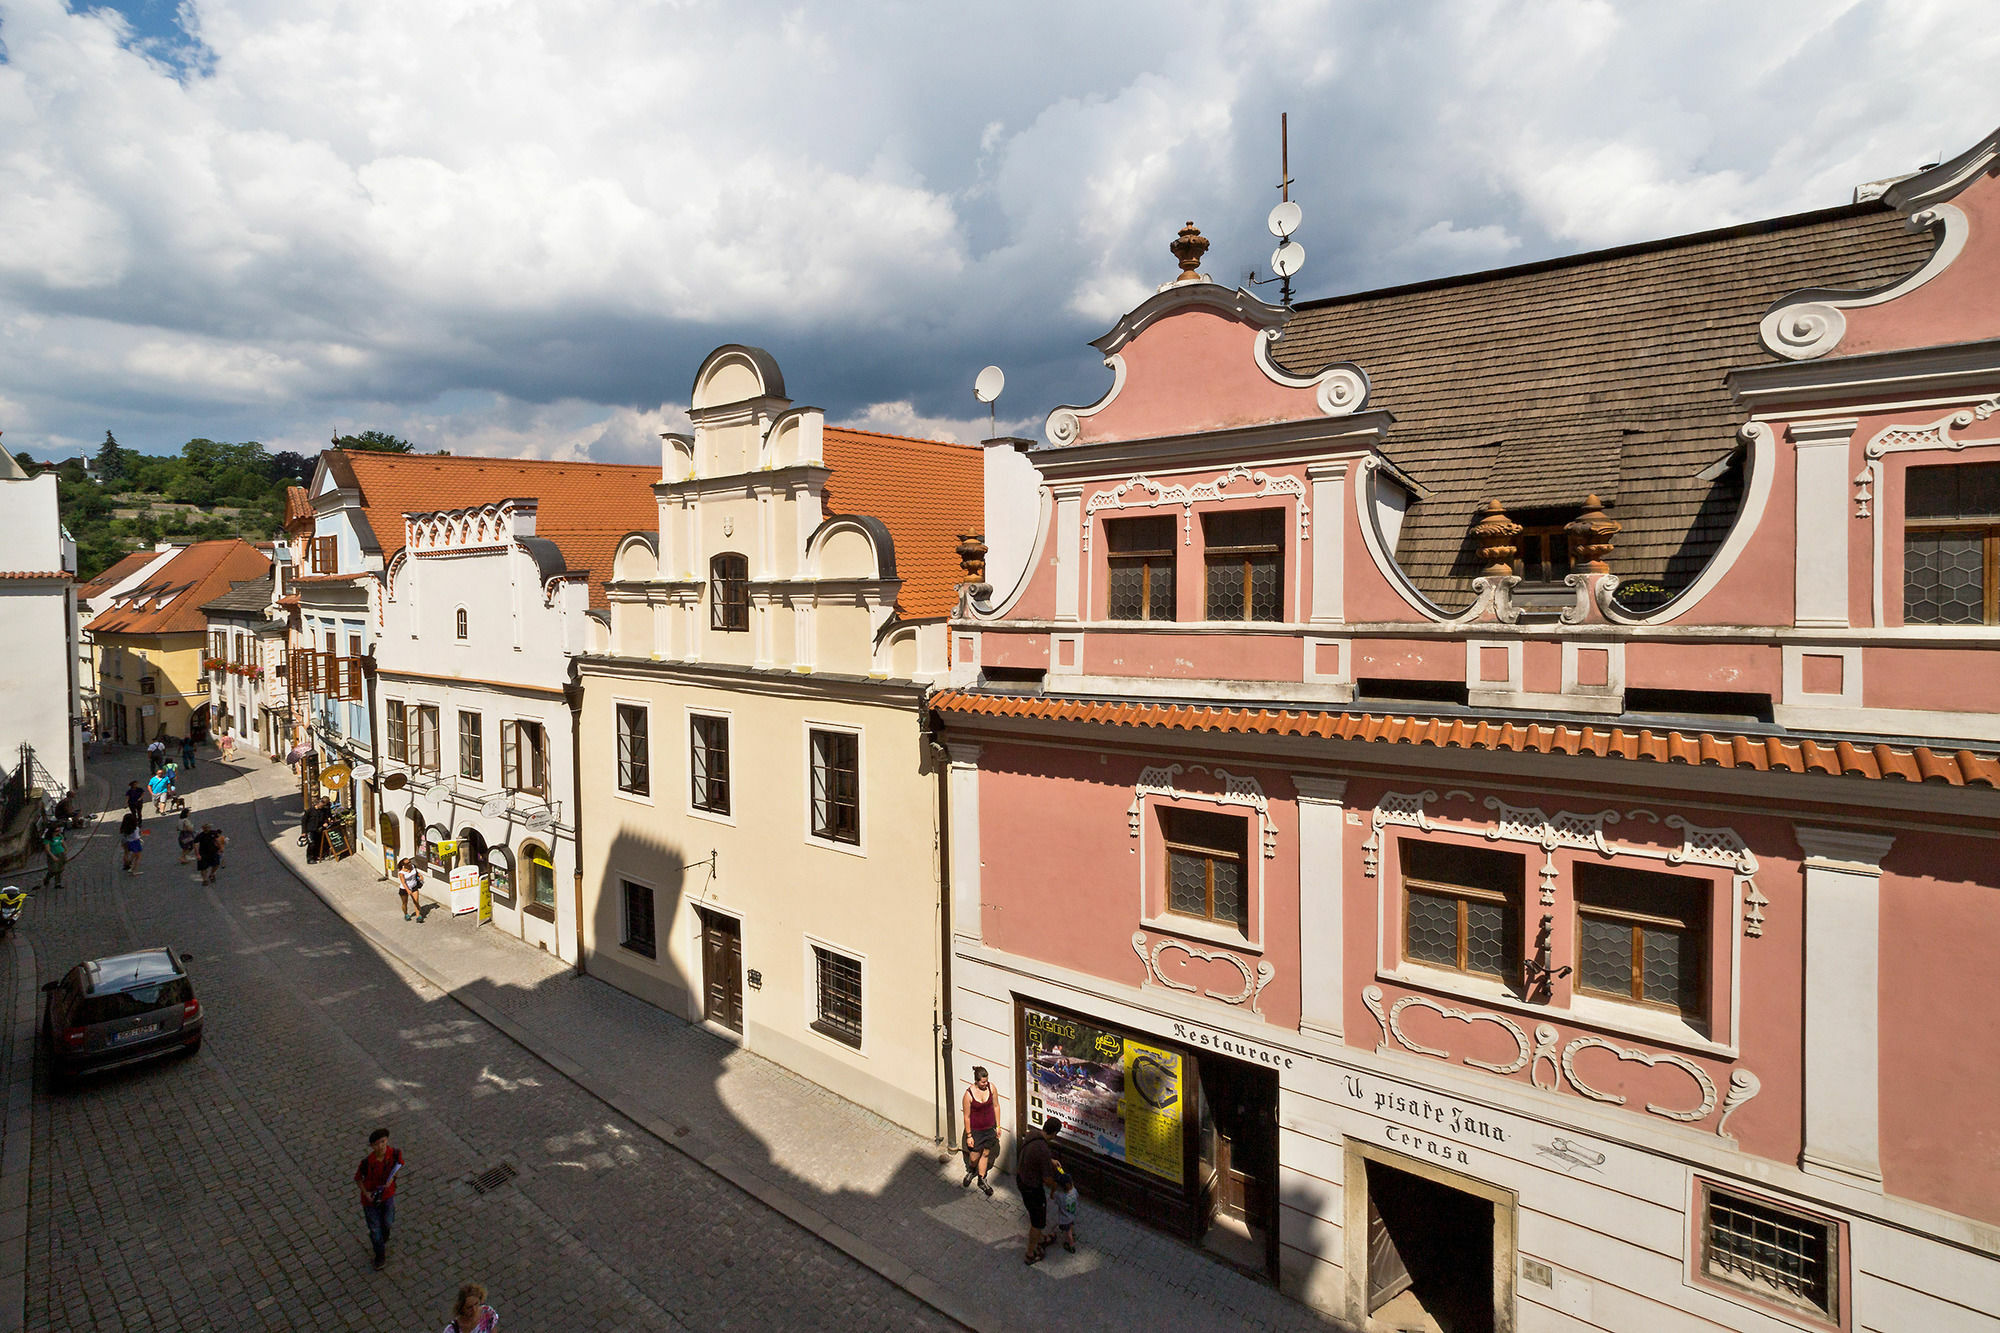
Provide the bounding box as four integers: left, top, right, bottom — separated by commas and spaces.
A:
43, 948, 202, 1082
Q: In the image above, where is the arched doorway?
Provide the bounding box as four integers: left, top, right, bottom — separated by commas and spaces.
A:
456, 827, 489, 872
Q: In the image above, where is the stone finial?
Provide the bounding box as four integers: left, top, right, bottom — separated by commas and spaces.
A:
1170, 221, 1210, 282
1566, 495, 1619, 574
955, 532, 988, 583
1471, 499, 1522, 577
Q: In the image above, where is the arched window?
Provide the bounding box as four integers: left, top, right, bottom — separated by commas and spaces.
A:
521, 842, 557, 919
455, 607, 468, 639
710, 554, 749, 632
487, 845, 515, 903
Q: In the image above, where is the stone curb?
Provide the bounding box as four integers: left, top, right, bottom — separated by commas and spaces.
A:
249, 779, 998, 1333
0, 930, 36, 1333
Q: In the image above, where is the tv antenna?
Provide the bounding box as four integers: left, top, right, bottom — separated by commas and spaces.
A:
973, 365, 1005, 439
1244, 112, 1305, 307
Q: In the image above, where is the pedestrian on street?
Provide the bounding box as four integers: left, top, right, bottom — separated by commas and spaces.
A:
303, 800, 329, 864
149, 770, 171, 815
355, 1127, 403, 1270
1048, 1161, 1079, 1253
125, 780, 144, 821
442, 1283, 499, 1333
194, 824, 226, 886
40, 826, 68, 891
396, 858, 424, 921
177, 812, 197, 864
147, 737, 166, 773
120, 817, 148, 876
1016, 1114, 1060, 1265
180, 733, 197, 770
960, 1066, 998, 1195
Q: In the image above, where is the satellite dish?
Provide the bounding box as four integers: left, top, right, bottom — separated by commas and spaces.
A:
1271, 240, 1306, 278
973, 366, 1005, 404
1267, 200, 1302, 239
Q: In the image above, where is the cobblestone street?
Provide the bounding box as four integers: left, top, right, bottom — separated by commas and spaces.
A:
20, 751, 958, 1332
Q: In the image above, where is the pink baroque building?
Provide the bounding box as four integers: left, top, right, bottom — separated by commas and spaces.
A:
936, 129, 2000, 1331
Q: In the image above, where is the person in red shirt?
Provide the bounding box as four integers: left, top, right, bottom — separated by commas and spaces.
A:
355, 1127, 404, 1270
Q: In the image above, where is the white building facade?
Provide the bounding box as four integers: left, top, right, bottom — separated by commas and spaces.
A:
0, 453, 81, 792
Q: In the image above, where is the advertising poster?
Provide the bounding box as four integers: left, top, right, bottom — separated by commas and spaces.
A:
449, 864, 483, 917
1023, 1007, 1183, 1185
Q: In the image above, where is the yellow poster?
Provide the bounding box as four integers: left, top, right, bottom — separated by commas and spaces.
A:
1120, 1039, 1184, 1184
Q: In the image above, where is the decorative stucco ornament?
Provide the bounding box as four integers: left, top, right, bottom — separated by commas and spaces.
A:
954, 532, 987, 583
1471, 499, 1522, 577
1169, 221, 1210, 283
1131, 930, 1275, 1014
1565, 495, 1619, 574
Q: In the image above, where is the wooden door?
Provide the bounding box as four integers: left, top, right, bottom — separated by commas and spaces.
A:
701, 910, 743, 1032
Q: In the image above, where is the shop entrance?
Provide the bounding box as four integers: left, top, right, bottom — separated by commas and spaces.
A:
699, 908, 743, 1032
1197, 1055, 1280, 1278
1363, 1157, 1500, 1333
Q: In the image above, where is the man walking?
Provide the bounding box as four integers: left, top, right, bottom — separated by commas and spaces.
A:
126, 780, 145, 821
147, 737, 166, 774
303, 799, 329, 864
355, 1127, 404, 1270
179, 732, 197, 770
194, 824, 226, 886
1016, 1114, 1061, 1265
40, 825, 68, 891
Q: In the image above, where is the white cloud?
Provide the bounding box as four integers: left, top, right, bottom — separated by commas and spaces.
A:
838, 400, 1033, 446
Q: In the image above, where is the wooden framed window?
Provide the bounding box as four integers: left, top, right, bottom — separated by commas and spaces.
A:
1574, 864, 1706, 1019
1106, 515, 1177, 621
1904, 461, 2000, 624
1161, 808, 1248, 931
523, 843, 556, 919
808, 728, 859, 845
455, 607, 468, 640
710, 553, 749, 632
1399, 841, 1524, 987
1201, 509, 1283, 621
209, 630, 226, 659
1512, 514, 1576, 586
621, 880, 656, 958
312, 535, 336, 574
413, 705, 441, 773
615, 703, 649, 795
501, 720, 547, 795
691, 714, 730, 815
810, 944, 863, 1049
457, 710, 483, 781
385, 697, 407, 762
1699, 1182, 1839, 1323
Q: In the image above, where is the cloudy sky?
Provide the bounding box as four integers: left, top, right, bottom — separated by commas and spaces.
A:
1, 0, 1996, 464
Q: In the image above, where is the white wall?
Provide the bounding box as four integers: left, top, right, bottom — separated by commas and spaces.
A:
0, 474, 76, 788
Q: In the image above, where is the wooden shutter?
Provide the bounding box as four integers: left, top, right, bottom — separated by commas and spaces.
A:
501, 720, 519, 791
342, 657, 363, 702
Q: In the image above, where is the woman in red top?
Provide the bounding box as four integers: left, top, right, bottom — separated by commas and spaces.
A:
960, 1066, 999, 1196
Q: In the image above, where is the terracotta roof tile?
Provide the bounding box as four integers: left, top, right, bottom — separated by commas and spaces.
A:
821, 427, 983, 618
930, 691, 2000, 788
79, 549, 163, 600
0, 570, 70, 581
87, 540, 271, 637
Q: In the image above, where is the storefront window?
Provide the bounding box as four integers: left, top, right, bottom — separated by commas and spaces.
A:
523, 843, 555, 917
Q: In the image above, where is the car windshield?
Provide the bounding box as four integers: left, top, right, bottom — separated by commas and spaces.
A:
77, 977, 191, 1025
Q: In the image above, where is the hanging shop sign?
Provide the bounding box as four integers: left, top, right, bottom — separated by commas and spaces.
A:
1023, 1006, 1184, 1184
320, 763, 352, 790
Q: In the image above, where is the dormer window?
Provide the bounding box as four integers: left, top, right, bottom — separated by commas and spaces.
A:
1511, 509, 1577, 586
1202, 509, 1283, 621
1106, 516, 1176, 621
1905, 462, 2000, 625
710, 553, 749, 632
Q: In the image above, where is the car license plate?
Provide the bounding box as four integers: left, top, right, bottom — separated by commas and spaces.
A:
114, 1024, 160, 1043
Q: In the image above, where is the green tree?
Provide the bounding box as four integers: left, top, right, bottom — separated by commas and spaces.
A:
93, 430, 129, 485
330, 430, 415, 453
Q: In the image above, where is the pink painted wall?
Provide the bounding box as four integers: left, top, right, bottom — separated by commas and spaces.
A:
1866, 646, 2000, 714
1840, 168, 2000, 358
1622, 640, 1782, 697
1083, 632, 1301, 683
1348, 638, 1463, 683
1877, 836, 2000, 1224
1668, 438, 1799, 628
1074, 307, 1330, 445
979, 630, 1051, 671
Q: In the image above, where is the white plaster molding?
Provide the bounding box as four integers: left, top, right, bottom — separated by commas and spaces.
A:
1383, 991, 1532, 1075
1716, 1069, 1763, 1143
1793, 826, 1895, 872
1251, 328, 1370, 416
1781, 644, 1863, 708
1559, 640, 1624, 698
1302, 636, 1352, 686
1466, 639, 1524, 699
1351, 456, 1453, 623
1081, 465, 1308, 552
1600, 421, 1778, 626
1130, 762, 1276, 856
1131, 929, 1275, 1015
1046, 354, 1129, 447
1858, 396, 2000, 625
1761, 204, 1968, 360
1561, 1036, 1718, 1122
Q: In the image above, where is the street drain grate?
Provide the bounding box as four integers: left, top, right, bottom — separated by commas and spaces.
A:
470, 1163, 518, 1195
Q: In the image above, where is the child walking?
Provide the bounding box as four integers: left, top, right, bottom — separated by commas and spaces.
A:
1049, 1162, 1079, 1253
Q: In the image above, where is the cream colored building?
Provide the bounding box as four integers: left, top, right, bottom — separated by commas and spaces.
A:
578, 344, 981, 1137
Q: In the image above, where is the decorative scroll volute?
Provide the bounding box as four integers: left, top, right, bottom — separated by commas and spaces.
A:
1472, 499, 1522, 576
1566, 495, 1619, 574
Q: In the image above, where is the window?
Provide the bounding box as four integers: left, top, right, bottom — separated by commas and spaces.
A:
1106, 515, 1177, 621
616, 703, 649, 795
1202, 509, 1283, 621
457, 711, 483, 781
413, 705, 440, 773
691, 714, 730, 815
1512, 513, 1576, 586
524, 843, 556, 919
810, 945, 863, 1048
1904, 461, 2000, 624
455, 607, 468, 640
1700, 1183, 1838, 1322
385, 698, 407, 762
209, 630, 226, 659
1161, 809, 1248, 932
1400, 841, 1524, 987
621, 880, 656, 958
312, 535, 336, 573
1575, 864, 1707, 1018
502, 720, 547, 795
710, 553, 749, 631
809, 728, 859, 845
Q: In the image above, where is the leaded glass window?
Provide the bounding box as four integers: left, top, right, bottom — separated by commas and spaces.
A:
1106, 515, 1176, 621
1161, 809, 1248, 932
1575, 863, 1706, 1018
1904, 462, 2000, 625
1399, 841, 1523, 987
1201, 509, 1283, 621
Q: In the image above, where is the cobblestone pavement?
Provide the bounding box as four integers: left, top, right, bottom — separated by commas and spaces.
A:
23, 748, 957, 1332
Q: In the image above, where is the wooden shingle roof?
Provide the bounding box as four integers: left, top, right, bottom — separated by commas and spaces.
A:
1273, 203, 1938, 608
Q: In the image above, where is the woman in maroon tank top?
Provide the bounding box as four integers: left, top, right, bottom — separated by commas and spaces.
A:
960, 1066, 999, 1195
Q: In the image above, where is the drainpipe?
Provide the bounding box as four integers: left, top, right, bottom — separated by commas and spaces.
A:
362, 649, 383, 878
927, 706, 956, 1153
563, 668, 587, 977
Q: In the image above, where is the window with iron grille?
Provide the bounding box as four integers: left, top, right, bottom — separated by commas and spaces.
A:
385, 698, 407, 762
413, 705, 441, 773
809, 728, 859, 845
691, 714, 730, 815
1106, 515, 1177, 621
1575, 864, 1707, 1019
810, 945, 863, 1048
458, 711, 483, 781
1700, 1183, 1838, 1322
621, 880, 656, 958
1904, 461, 2000, 625
1201, 509, 1283, 621
711, 553, 749, 631
502, 720, 548, 795
616, 703, 649, 795
1161, 809, 1248, 932
1400, 840, 1525, 989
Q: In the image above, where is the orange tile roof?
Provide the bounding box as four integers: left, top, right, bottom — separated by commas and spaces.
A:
0, 570, 70, 581
283, 485, 315, 530
86, 540, 272, 637
930, 691, 2000, 788
337, 451, 661, 610
79, 549, 164, 600
822, 427, 983, 618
